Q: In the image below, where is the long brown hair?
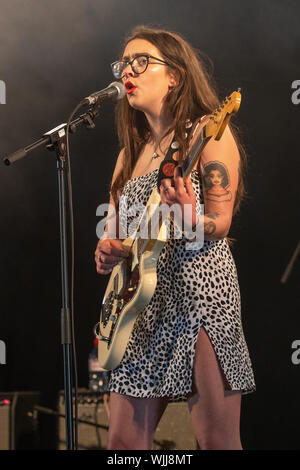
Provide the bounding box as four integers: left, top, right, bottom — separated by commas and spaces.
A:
111, 25, 247, 217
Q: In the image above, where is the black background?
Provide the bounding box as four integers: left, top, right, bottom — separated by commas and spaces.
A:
0, 0, 299, 449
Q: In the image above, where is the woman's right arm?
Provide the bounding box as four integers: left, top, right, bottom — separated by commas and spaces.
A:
95, 148, 130, 275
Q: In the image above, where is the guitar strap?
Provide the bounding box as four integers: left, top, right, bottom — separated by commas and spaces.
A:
156, 118, 202, 191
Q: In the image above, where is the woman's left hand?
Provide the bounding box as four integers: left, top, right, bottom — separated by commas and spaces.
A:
159, 165, 197, 229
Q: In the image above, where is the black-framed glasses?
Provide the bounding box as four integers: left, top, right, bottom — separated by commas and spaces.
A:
111, 54, 169, 79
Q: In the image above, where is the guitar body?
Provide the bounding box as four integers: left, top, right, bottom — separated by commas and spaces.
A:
97, 236, 166, 370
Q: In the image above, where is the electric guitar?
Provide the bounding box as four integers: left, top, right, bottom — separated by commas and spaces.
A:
94, 89, 241, 370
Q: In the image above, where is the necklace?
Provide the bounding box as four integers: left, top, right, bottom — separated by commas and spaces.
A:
151, 131, 172, 159
152, 142, 160, 159
152, 139, 164, 159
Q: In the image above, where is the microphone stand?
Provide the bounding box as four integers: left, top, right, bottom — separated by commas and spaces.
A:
2, 103, 101, 450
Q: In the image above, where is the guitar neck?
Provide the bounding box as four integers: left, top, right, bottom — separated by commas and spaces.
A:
182, 126, 212, 178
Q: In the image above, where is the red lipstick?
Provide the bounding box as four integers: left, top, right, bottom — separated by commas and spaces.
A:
125, 81, 137, 94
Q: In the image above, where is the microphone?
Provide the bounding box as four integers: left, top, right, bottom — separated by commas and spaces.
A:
83, 81, 126, 106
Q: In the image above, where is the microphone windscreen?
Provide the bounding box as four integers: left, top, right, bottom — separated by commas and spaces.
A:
109, 81, 126, 100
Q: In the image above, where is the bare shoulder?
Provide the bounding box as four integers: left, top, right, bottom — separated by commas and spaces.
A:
201, 124, 240, 168
188, 117, 240, 170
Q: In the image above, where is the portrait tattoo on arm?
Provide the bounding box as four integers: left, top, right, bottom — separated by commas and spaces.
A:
203, 161, 232, 202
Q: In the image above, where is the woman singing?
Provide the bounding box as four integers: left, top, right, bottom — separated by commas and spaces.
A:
94, 25, 255, 450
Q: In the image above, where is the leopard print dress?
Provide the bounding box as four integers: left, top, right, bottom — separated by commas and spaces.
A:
108, 168, 256, 398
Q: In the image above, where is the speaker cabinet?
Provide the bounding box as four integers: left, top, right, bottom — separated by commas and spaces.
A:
0, 391, 40, 450
57, 390, 197, 450
57, 389, 109, 450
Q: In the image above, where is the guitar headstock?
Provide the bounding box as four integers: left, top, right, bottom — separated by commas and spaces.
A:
205, 89, 241, 141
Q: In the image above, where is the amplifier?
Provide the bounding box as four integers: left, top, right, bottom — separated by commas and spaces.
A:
0, 391, 40, 450
57, 389, 197, 450
57, 389, 109, 450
